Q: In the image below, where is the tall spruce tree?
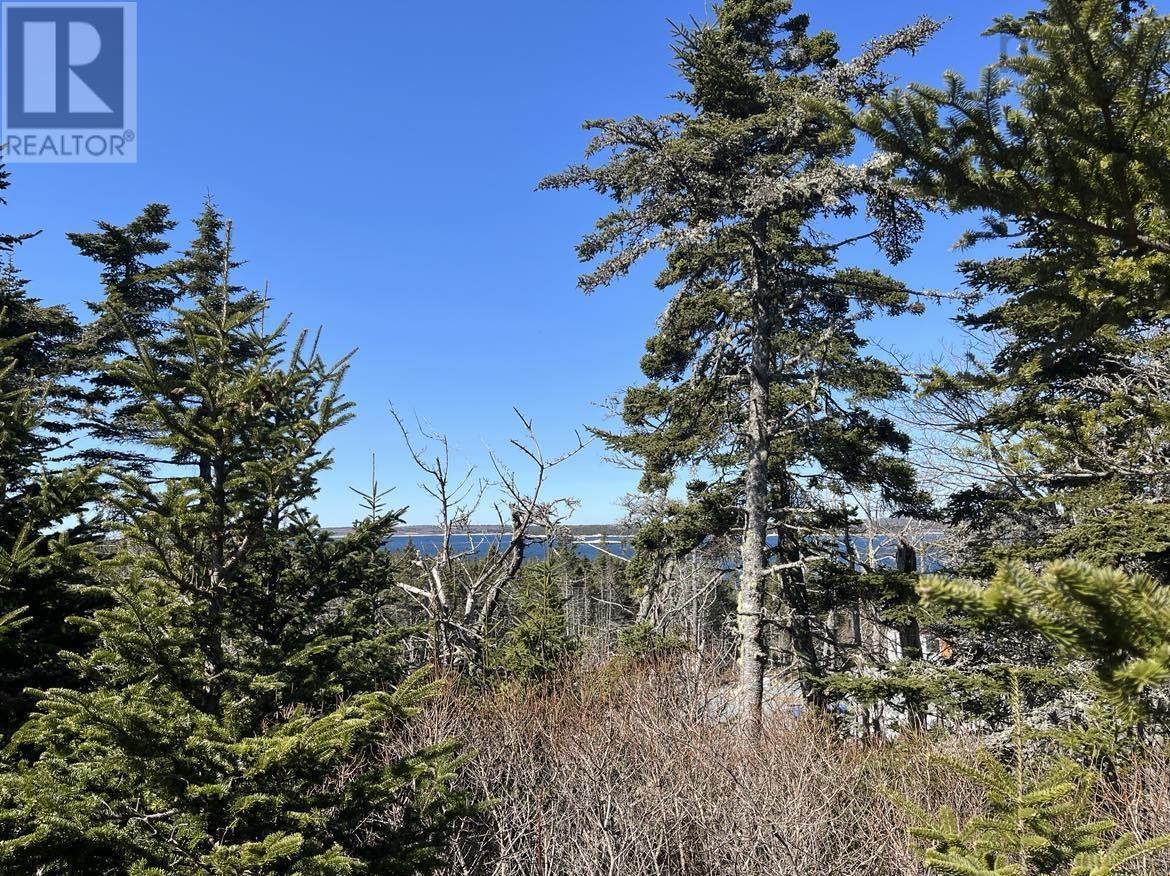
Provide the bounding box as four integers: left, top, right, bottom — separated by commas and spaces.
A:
0, 208, 465, 874
0, 167, 98, 737
67, 203, 179, 470
0, 258, 83, 432
542, 0, 937, 726
0, 311, 97, 737
863, 0, 1170, 573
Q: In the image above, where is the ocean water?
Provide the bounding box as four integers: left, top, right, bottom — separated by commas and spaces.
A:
383, 533, 942, 569
384, 533, 634, 561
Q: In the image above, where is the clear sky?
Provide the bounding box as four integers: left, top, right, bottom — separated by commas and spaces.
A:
5, 0, 1032, 525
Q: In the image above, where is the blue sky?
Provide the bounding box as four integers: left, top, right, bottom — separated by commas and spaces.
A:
5, 0, 1031, 525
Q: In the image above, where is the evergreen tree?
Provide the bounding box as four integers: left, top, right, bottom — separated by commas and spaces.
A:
0, 210, 465, 874
866, 0, 1170, 352
542, 0, 937, 725
0, 167, 98, 737
491, 561, 578, 683
0, 258, 83, 433
921, 560, 1170, 727
902, 673, 1170, 876
852, 2, 1170, 737
864, 0, 1170, 573
0, 317, 97, 737
67, 203, 179, 470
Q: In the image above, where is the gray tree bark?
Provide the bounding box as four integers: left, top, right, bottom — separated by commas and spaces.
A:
738, 268, 772, 735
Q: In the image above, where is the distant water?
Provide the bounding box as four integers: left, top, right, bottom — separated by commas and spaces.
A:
385, 534, 635, 561
384, 533, 941, 568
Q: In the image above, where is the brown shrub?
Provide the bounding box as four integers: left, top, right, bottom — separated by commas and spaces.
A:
389, 663, 1170, 875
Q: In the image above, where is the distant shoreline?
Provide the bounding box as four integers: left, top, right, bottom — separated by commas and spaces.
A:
323, 519, 943, 540
324, 524, 636, 539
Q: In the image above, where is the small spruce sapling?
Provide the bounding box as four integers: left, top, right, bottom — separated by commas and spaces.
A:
903, 675, 1170, 876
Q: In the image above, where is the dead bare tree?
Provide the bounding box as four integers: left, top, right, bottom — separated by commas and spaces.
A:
390, 405, 587, 671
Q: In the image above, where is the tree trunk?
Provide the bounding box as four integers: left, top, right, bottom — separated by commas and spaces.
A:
739, 290, 772, 735
895, 540, 923, 659
776, 481, 825, 710
199, 449, 227, 717
635, 556, 670, 624
896, 539, 927, 730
